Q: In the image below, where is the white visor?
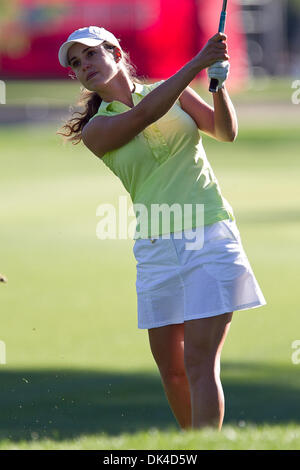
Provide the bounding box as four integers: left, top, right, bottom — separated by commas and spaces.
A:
58, 26, 121, 68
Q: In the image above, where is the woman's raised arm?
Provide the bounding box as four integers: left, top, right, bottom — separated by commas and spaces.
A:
82, 33, 229, 158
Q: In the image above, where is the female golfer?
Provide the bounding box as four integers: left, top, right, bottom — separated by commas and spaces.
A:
58, 26, 266, 430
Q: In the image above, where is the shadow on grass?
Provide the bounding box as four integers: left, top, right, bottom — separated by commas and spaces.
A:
0, 362, 299, 442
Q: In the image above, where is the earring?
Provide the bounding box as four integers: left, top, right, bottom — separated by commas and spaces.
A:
115, 49, 122, 62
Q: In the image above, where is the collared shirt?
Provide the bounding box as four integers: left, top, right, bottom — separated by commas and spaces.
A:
89, 80, 235, 239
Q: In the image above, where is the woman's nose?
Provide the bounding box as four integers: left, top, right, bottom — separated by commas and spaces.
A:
81, 59, 92, 71
82, 63, 90, 71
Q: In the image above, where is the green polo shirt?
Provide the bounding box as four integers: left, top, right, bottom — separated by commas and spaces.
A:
89, 80, 235, 239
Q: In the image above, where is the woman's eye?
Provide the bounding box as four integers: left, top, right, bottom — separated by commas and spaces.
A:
72, 51, 95, 67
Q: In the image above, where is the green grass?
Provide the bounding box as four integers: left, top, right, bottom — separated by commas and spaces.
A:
1, 424, 300, 450
0, 118, 300, 449
0, 363, 299, 448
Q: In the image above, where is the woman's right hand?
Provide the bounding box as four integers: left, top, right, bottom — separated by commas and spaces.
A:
193, 33, 230, 70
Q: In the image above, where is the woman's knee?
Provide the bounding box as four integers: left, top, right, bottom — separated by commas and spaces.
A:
160, 367, 188, 388
184, 346, 216, 382
148, 323, 187, 380
153, 352, 188, 384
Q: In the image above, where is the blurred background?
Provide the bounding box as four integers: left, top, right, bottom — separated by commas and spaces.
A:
0, 0, 299, 122
0, 0, 300, 81
0, 0, 300, 450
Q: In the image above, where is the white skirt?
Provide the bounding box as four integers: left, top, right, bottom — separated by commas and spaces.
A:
133, 218, 267, 329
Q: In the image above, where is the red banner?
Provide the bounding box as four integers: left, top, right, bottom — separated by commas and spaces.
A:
0, 0, 248, 90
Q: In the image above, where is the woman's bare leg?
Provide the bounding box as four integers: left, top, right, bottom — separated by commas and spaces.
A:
184, 312, 233, 430
148, 323, 192, 429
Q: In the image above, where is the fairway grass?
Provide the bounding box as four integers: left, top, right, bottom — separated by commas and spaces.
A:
1, 424, 300, 450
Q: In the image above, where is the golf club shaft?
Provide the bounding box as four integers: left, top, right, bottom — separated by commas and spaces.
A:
209, 0, 228, 93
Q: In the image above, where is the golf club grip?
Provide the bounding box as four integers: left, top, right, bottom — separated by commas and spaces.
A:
209, 8, 227, 93
209, 78, 219, 93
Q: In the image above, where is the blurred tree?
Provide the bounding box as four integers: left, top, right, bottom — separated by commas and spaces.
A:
0, 0, 28, 56
288, 0, 300, 11
287, 0, 300, 74
0, 0, 30, 58
0, 0, 20, 24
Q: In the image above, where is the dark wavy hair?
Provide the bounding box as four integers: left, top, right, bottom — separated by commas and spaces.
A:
56, 42, 144, 145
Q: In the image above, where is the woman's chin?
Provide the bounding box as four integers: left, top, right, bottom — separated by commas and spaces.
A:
85, 83, 101, 93
86, 79, 105, 92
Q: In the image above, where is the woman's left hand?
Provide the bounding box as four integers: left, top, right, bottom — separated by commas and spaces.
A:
207, 60, 230, 89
